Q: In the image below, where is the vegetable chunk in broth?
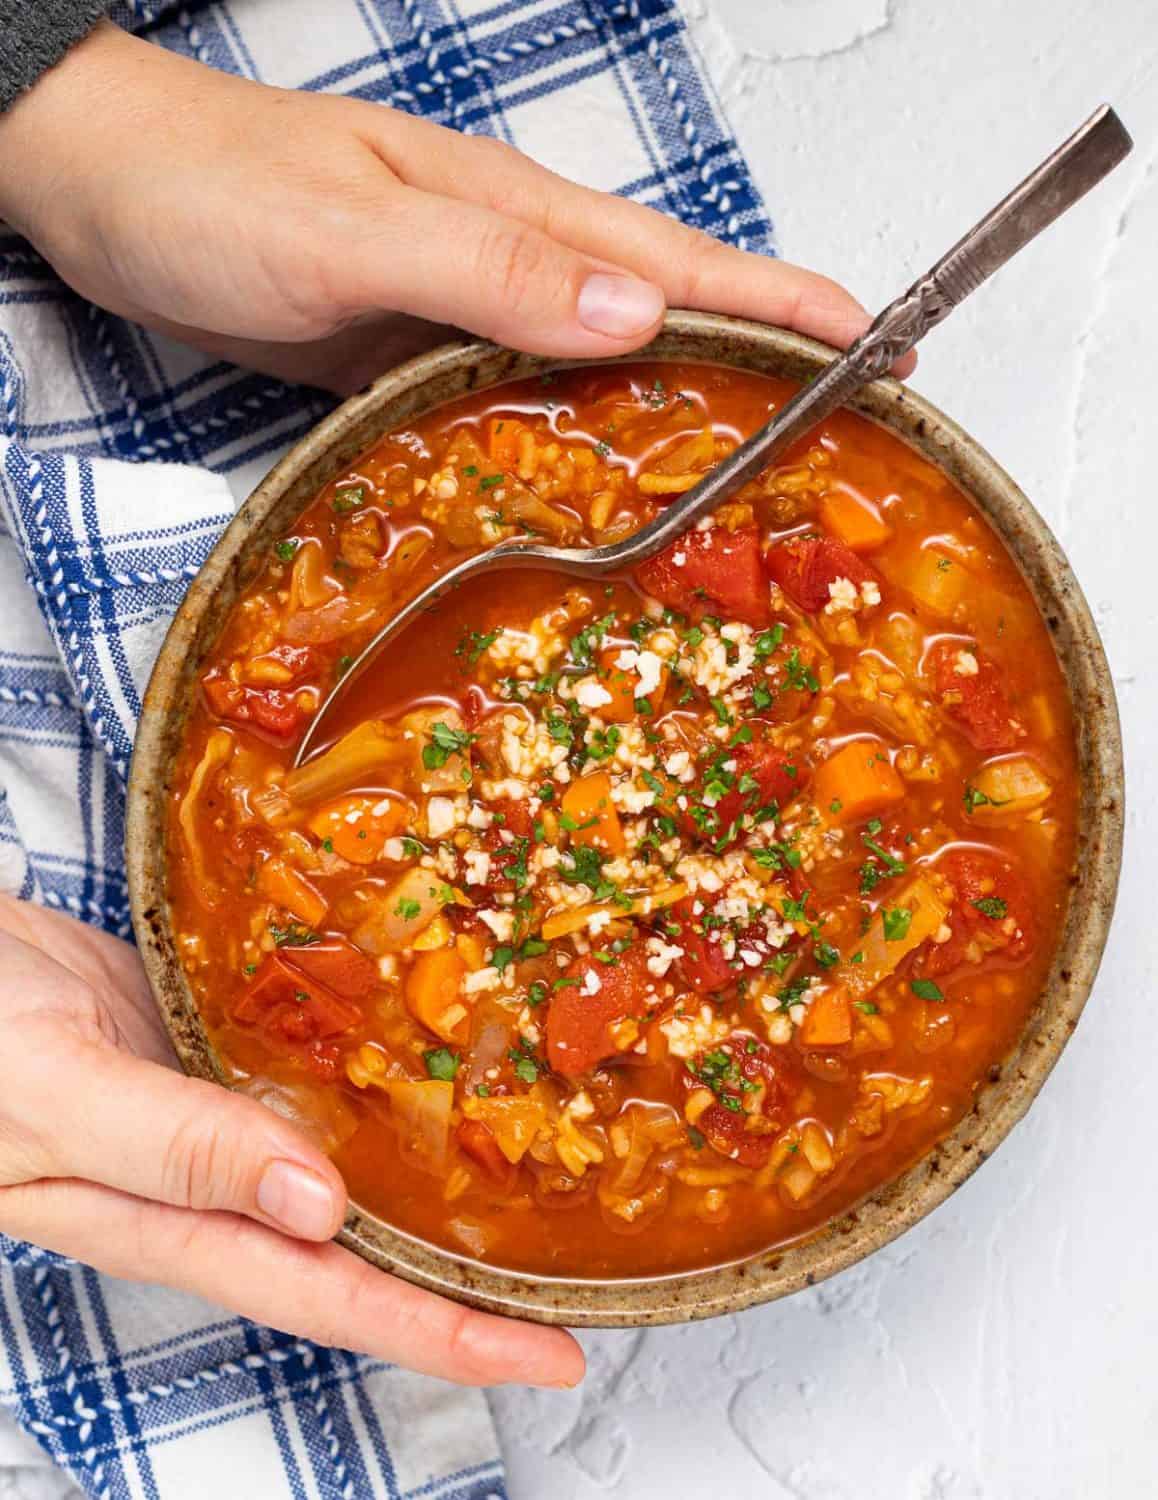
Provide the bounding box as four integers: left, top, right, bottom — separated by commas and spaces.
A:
168, 363, 1076, 1277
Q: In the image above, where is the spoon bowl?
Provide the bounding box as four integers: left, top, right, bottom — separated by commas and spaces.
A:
294, 104, 1130, 767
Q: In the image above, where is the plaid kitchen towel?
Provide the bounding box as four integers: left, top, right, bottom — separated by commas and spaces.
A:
0, 1, 774, 1496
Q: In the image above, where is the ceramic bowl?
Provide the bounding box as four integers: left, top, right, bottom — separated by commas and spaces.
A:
127, 312, 1123, 1326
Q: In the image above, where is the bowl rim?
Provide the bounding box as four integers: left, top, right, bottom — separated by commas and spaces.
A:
127, 311, 1124, 1327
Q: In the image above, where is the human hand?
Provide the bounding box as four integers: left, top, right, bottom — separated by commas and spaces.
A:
0, 896, 583, 1388
0, 21, 911, 393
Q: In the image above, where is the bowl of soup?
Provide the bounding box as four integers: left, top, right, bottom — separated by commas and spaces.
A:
127, 313, 1122, 1325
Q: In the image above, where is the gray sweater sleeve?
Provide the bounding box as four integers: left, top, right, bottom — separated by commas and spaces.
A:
0, 1, 110, 113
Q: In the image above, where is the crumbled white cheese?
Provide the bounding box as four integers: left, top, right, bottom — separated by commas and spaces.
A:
824, 575, 859, 614
581, 967, 603, 996
660, 1005, 732, 1059
645, 935, 685, 978
463, 849, 492, 886
565, 1090, 596, 1120
611, 779, 656, 815
466, 803, 494, 830
463, 966, 502, 994
478, 909, 515, 941
612, 647, 664, 701
689, 622, 755, 697
383, 837, 407, 862
664, 749, 696, 784
954, 650, 980, 677
574, 678, 613, 710
861, 580, 881, 608
426, 797, 457, 839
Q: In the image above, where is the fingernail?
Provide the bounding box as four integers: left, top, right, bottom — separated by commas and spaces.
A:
257, 1160, 339, 1240
577, 273, 665, 339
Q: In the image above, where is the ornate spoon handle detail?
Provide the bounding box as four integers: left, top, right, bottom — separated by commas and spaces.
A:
596, 104, 1133, 569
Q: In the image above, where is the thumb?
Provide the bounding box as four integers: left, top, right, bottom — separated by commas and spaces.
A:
30, 1038, 348, 1241
344, 183, 666, 357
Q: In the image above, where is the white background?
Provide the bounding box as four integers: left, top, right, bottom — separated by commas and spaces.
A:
3, 2, 1155, 1497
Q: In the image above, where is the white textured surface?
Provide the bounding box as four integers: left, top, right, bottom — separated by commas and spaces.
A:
495, 3, 1158, 1498
4, 2, 1155, 1496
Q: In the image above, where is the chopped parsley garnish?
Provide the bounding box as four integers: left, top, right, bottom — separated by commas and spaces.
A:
508, 1037, 541, 1085
972, 896, 1008, 919
586, 725, 622, 761
754, 625, 785, 659
332, 485, 366, 513
814, 942, 840, 969
963, 784, 1007, 814
479, 473, 504, 491
394, 897, 422, 921
275, 539, 299, 563
911, 979, 945, 1002
881, 907, 913, 942
559, 844, 618, 902
569, 611, 615, 668
859, 822, 907, 894
784, 649, 819, 693
424, 1047, 459, 1081
854, 1001, 880, 1015
399, 836, 425, 859
422, 720, 475, 771
456, 628, 500, 665
527, 980, 548, 1007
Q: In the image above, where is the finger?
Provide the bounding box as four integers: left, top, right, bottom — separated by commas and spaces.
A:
137, 309, 457, 397
368, 116, 915, 377
0, 1179, 584, 1389
1, 951, 347, 1241
341, 185, 665, 357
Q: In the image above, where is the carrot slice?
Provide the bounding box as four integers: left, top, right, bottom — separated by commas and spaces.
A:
307, 793, 410, 864
813, 740, 904, 824
596, 645, 669, 723
256, 856, 328, 927
799, 988, 853, 1048
819, 488, 891, 552
406, 947, 469, 1045
487, 416, 525, 468
561, 770, 624, 855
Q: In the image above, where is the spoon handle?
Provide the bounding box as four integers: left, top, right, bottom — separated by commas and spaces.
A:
600, 104, 1132, 572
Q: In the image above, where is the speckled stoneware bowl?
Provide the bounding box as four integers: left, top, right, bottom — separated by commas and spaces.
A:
127, 312, 1124, 1327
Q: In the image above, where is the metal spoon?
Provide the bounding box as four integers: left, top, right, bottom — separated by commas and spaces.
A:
295, 104, 1130, 767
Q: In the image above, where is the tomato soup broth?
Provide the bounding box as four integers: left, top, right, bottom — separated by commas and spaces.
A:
168, 363, 1076, 1277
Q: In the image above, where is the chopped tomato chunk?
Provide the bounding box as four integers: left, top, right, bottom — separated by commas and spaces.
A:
918, 849, 1034, 976
547, 944, 654, 1077
765, 534, 879, 614
203, 673, 305, 745
234, 953, 361, 1047
280, 938, 379, 1000
926, 640, 1025, 752
664, 897, 734, 993
682, 740, 803, 847
635, 525, 770, 627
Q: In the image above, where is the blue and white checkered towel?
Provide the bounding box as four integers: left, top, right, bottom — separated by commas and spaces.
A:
0, 2, 773, 1495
